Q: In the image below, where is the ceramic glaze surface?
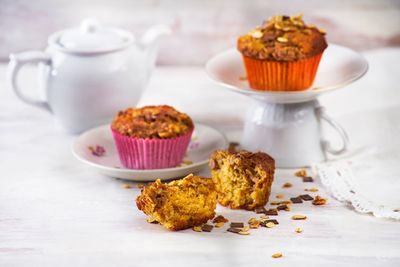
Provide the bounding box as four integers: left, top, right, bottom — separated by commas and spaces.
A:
8, 19, 171, 133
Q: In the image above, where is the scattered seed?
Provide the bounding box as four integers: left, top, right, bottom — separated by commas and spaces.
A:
192, 226, 202, 232
238, 230, 250, 235
260, 215, 269, 219
312, 195, 327, 205
262, 219, 279, 225
292, 214, 307, 220
136, 184, 145, 189
213, 215, 229, 223
248, 218, 261, 229
265, 222, 275, 228
121, 183, 132, 189
305, 187, 319, 192
215, 222, 225, 228
295, 169, 307, 177
272, 252, 283, 258
282, 182, 293, 188
295, 227, 303, 233
276, 194, 285, 199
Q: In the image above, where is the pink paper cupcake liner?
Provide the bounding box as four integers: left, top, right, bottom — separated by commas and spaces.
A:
111, 128, 193, 169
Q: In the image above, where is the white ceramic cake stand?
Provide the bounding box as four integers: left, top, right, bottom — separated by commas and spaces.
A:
206, 44, 368, 168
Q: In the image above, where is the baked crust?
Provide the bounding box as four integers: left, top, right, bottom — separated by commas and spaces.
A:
237, 14, 327, 61
136, 174, 217, 231
209, 150, 275, 210
111, 105, 194, 139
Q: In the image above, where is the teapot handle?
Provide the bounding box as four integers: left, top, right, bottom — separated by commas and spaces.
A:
8, 51, 52, 111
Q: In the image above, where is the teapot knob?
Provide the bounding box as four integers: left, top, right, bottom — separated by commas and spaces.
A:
80, 18, 101, 33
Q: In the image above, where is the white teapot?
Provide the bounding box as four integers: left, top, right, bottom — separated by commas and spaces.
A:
8, 19, 171, 133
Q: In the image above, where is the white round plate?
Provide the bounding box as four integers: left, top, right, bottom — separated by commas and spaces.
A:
205, 44, 368, 103
72, 123, 228, 181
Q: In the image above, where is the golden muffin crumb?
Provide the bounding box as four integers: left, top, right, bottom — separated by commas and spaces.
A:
209, 150, 275, 210
111, 105, 194, 139
136, 174, 217, 231
237, 14, 327, 61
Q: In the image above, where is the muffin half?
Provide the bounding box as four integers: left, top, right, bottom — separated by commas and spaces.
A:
209, 149, 275, 210
136, 174, 217, 231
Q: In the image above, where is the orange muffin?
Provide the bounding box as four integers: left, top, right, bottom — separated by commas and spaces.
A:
136, 174, 217, 231
111, 105, 194, 169
237, 14, 327, 91
209, 149, 275, 210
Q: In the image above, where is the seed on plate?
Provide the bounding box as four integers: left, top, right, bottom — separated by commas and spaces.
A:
276, 194, 285, 199
292, 214, 307, 220
136, 184, 145, 189
260, 215, 269, 219
272, 252, 283, 258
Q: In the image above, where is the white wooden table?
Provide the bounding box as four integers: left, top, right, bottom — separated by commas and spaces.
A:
1, 48, 400, 267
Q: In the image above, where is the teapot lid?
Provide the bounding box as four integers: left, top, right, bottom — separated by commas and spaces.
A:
50, 19, 133, 54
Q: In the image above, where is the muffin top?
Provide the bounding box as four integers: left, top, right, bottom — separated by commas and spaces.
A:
237, 14, 327, 61
111, 105, 194, 139
210, 149, 275, 176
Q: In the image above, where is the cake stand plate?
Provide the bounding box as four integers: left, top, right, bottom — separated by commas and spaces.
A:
206, 44, 368, 167
206, 44, 368, 104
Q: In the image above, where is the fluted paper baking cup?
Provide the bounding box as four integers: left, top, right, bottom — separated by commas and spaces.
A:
112, 129, 193, 169
242, 53, 323, 91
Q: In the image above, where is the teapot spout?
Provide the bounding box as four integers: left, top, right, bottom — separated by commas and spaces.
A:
140, 25, 171, 49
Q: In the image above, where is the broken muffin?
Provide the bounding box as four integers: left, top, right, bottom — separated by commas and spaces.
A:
136, 174, 217, 231
209, 149, 275, 210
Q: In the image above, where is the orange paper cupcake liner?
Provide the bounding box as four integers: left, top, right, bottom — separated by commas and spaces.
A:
242, 53, 323, 91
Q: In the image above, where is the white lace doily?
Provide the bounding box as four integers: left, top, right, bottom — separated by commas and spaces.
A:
313, 159, 400, 220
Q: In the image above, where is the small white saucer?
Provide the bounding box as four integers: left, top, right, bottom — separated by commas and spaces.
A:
205, 44, 368, 103
72, 123, 228, 181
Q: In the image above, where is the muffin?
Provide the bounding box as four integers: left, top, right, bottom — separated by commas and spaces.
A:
209, 149, 275, 210
136, 174, 217, 231
237, 14, 328, 91
111, 105, 194, 169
